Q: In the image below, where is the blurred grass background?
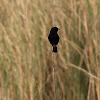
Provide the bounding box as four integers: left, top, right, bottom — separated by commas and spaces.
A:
0, 0, 100, 100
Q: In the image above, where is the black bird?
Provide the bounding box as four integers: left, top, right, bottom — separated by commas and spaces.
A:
48, 27, 59, 53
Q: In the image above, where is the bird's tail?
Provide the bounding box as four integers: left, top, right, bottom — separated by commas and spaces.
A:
53, 45, 57, 53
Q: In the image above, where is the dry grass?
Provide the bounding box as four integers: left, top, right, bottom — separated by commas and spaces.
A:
0, 0, 100, 100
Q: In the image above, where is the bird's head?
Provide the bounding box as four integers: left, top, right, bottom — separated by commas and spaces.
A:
50, 27, 59, 33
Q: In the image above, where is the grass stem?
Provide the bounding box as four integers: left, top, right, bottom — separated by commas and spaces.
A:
52, 52, 57, 100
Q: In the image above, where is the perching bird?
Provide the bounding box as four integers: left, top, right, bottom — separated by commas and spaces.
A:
48, 27, 59, 53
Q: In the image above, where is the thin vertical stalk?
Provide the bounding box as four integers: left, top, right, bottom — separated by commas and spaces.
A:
52, 52, 57, 100
87, 77, 92, 100
38, 86, 43, 100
